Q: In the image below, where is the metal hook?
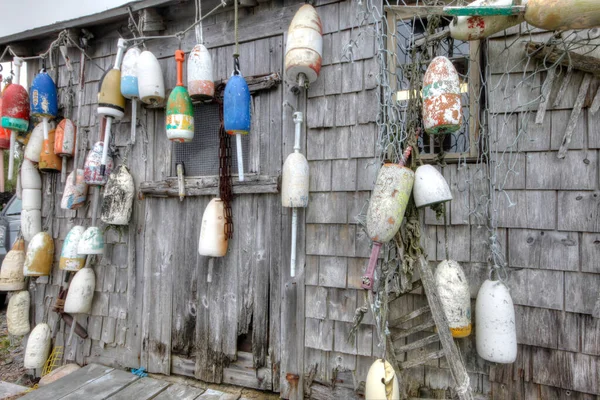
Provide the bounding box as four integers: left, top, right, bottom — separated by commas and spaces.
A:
233, 54, 240, 75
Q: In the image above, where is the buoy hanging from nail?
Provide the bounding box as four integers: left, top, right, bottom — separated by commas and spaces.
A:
413, 164, 452, 208
54, 118, 76, 180
24, 323, 51, 369
224, 59, 250, 182
282, 112, 308, 277
0, 238, 26, 291
101, 165, 134, 225
121, 46, 141, 144
1, 57, 29, 179
166, 50, 194, 142
450, 0, 524, 41
61, 169, 88, 210
39, 125, 62, 172
59, 225, 87, 271
138, 50, 165, 105
435, 260, 472, 338
188, 44, 214, 100
285, 4, 323, 85
23, 231, 54, 277
198, 198, 228, 257
30, 67, 58, 141
423, 56, 462, 135
365, 359, 400, 400
7, 291, 30, 336
476, 279, 517, 363
64, 268, 95, 314
362, 147, 414, 290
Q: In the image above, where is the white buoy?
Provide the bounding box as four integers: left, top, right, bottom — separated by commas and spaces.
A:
413, 164, 452, 208
24, 122, 50, 163
22, 189, 42, 211
198, 198, 228, 257
435, 260, 471, 338
20, 159, 42, 190
0, 238, 26, 291
188, 44, 214, 100
59, 226, 87, 271
138, 51, 165, 105
450, 0, 524, 41
285, 4, 323, 85
121, 46, 141, 144
21, 209, 42, 242
101, 165, 134, 225
78, 226, 104, 255
476, 279, 517, 363
24, 323, 51, 369
7, 291, 30, 336
365, 359, 400, 400
64, 268, 95, 314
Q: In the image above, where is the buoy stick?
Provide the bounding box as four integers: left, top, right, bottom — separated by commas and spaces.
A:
91, 186, 100, 226
42, 117, 49, 140
362, 242, 382, 290
0, 151, 4, 192
72, 50, 86, 185
131, 99, 137, 144
61, 157, 67, 183
100, 117, 113, 176
207, 258, 214, 283
67, 314, 77, 346
7, 131, 15, 180
177, 163, 185, 201
236, 133, 244, 181
291, 207, 298, 277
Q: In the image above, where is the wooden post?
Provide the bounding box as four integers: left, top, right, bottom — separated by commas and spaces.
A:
526, 42, 600, 76
557, 74, 593, 159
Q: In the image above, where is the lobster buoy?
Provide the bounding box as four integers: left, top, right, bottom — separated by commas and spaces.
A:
413, 165, 452, 208
21, 189, 42, 211
224, 74, 250, 181
101, 165, 134, 225
84, 142, 114, 186
39, 127, 62, 172
435, 260, 471, 338
122, 46, 141, 144
23, 231, 54, 277
61, 169, 88, 210
476, 279, 517, 363
166, 50, 194, 142
138, 50, 165, 105
365, 359, 400, 400
1, 58, 29, 179
188, 44, 214, 100
24, 323, 51, 369
525, 0, 600, 31
0, 239, 26, 291
21, 159, 41, 189
21, 209, 42, 242
7, 291, 30, 336
423, 56, 462, 135
64, 268, 95, 314
59, 226, 87, 271
24, 121, 47, 163
55, 119, 76, 177
450, 0, 524, 41
30, 68, 58, 140
78, 226, 104, 255
285, 4, 323, 85
198, 198, 228, 257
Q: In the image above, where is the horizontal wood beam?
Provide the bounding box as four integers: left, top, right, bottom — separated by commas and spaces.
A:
526, 42, 600, 76
140, 174, 279, 197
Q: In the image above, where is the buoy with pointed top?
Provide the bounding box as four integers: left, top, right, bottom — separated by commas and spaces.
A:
138, 50, 165, 105
0, 239, 26, 291
30, 68, 58, 141
7, 291, 30, 336
24, 121, 47, 163
188, 44, 214, 100
1, 57, 29, 179
78, 226, 104, 255
423, 56, 462, 135
23, 231, 54, 277
285, 4, 323, 85
365, 359, 400, 400
198, 198, 228, 257
282, 111, 308, 277
435, 260, 472, 338
166, 50, 194, 142
413, 165, 452, 208
122, 46, 141, 144
450, 0, 524, 41
101, 165, 134, 225
21, 209, 42, 242
64, 268, 95, 314
39, 125, 62, 172
61, 169, 88, 210
224, 70, 250, 182
84, 142, 114, 186
55, 119, 76, 181
24, 323, 51, 369
98, 38, 127, 176
60, 226, 87, 271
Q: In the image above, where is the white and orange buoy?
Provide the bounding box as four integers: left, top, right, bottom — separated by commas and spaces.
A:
61, 169, 88, 210
282, 111, 309, 277
435, 260, 471, 338
198, 198, 228, 257
101, 165, 134, 225
24, 323, 51, 369
525, 0, 600, 31
450, 0, 524, 41
413, 165, 452, 208
54, 119, 76, 182
23, 231, 54, 277
121, 46, 141, 144
0, 238, 26, 291
285, 4, 323, 85
39, 126, 62, 173
64, 268, 95, 314
423, 56, 462, 135
138, 50, 165, 105
188, 43, 214, 100
24, 121, 48, 163
363, 148, 414, 290
59, 226, 87, 271
7, 291, 30, 336
476, 279, 517, 363
365, 359, 400, 400
21, 209, 42, 242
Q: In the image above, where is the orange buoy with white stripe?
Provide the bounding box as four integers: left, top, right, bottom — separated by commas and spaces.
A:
423, 56, 462, 135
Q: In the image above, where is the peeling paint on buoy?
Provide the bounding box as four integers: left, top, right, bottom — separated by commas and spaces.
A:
84, 142, 113, 186
435, 260, 471, 338
423, 56, 462, 135
24, 323, 51, 369
77, 226, 104, 255
7, 291, 30, 336
101, 165, 134, 225
60, 226, 87, 271
61, 169, 88, 210
23, 231, 54, 276
21, 209, 42, 242
450, 0, 524, 41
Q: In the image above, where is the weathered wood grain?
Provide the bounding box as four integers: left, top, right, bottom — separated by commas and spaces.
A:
508, 228, 579, 271
558, 74, 593, 158
526, 42, 600, 76
532, 347, 598, 395
558, 191, 600, 232
139, 175, 279, 197
152, 383, 205, 400
505, 268, 564, 311
107, 377, 170, 400
60, 369, 139, 400
565, 272, 600, 315
305, 318, 334, 351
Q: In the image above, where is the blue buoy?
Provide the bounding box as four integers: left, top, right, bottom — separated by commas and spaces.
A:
30, 69, 58, 141
224, 74, 251, 135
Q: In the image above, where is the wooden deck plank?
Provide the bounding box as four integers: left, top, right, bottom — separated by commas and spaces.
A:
20, 364, 114, 400
152, 383, 205, 400
60, 369, 139, 400
0, 381, 29, 398
196, 389, 234, 399
107, 377, 170, 400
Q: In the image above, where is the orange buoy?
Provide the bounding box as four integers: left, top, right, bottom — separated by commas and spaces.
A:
39, 127, 62, 172
422, 56, 462, 135
55, 119, 76, 181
